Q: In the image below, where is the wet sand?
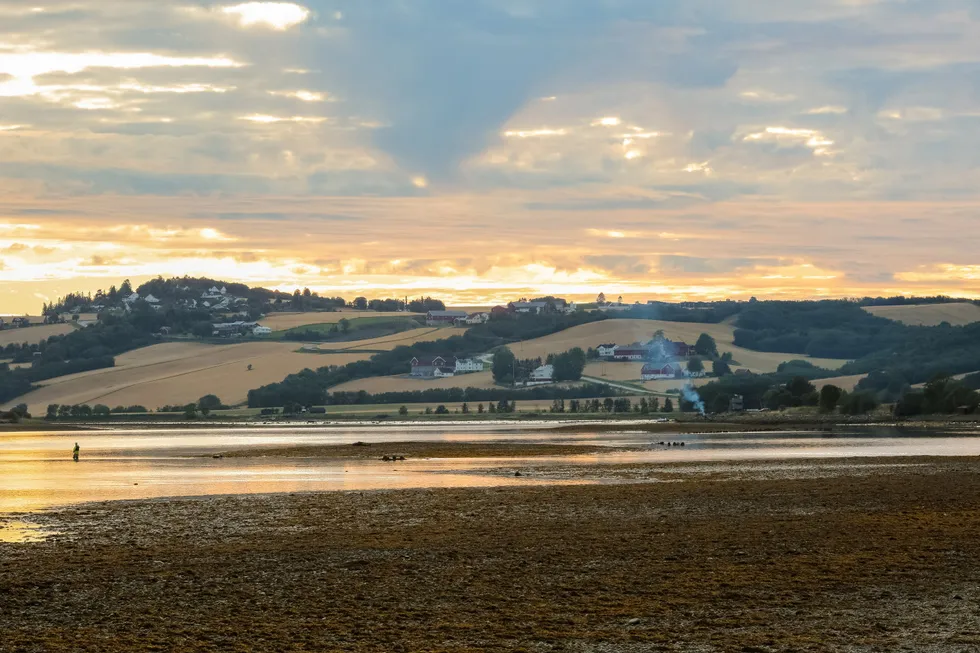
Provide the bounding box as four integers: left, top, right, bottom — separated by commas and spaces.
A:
219, 441, 622, 459
3, 457, 980, 652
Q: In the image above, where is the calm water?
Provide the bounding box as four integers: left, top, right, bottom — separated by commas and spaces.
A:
2, 422, 980, 516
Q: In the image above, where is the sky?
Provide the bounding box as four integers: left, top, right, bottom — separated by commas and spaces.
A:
2, 0, 980, 314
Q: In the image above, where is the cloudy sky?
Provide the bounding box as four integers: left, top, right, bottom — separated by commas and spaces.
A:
1, 0, 979, 313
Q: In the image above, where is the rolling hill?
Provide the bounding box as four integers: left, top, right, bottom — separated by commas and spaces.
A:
864, 303, 980, 327
506, 319, 850, 374
14, 342, 370, 413
328, 319, 852, 396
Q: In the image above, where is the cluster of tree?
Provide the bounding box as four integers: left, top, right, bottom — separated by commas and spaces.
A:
732, 300, 902, 359
621, 301, 742, 324
247, 311, 607, 408
557, 397, 674, 414
856, 295, 977, 307
157, 395, 226, 417
842, 321, 980, 387
695, 372, 880, 415
894, 376, 980, 417
408, 297, 446, 313
45, 404, 149, 419
489, 347, 588, 385
490, 350, 538, 384
324, 383, 624, 408
1, 404, 31, 422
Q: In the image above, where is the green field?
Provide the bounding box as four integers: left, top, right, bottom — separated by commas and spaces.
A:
270, 316, 425, 342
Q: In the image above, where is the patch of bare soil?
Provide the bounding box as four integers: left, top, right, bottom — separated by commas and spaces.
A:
2, 458, 980, 652
219, 441, 620, 460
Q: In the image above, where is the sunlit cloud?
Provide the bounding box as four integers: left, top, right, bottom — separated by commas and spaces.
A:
222, 2, 311, 30
743, 126, 835, 156
240, 114, 326, 124
896, 265, 980, 282
806, 105, 848, 115
503, 128, 568, 138
270, 90, 326, 102
1, 2, 980, 313
740, 89, 796, 103
73, 98, 120, 110
592, 117, 621, 127
0, 52, 243, 98
119, 82, 233, 94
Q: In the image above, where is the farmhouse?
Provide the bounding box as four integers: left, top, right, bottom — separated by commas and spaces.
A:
463, 312, 490, 325
411, 356, 457, 378
527, 364, 555, 384
253, 326, 273, 336
491, 305, 513, 317
596, 344, 618, 358
612, 346, 649, 362
212, 321, 257, 337
455, 358, 485, 374
642, 363, 676, 380
426, 310, 468, 326
509, 301, 550, 315
667, 341, 695, 358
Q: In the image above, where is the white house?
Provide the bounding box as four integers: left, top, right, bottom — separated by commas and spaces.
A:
253, 326, 273, 336
528, 364, 555, 384
463, 312, 490, 325
144, 294, 161, 305
596, 344, 618, 358
455, 358, 485, 374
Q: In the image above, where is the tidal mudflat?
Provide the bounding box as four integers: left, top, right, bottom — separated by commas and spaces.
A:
2, 456, 979, 652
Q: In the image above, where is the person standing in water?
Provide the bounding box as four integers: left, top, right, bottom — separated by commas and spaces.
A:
72, 442, 79, 462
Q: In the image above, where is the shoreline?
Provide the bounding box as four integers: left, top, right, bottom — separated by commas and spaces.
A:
6, 413, 980, 435
3, 456, 979, 651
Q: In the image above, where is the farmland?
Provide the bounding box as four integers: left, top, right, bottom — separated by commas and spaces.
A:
0, 324, 74, 347
14, 342, 369, 413
864, 302, 980, 326
507, 319, 850, 374
329, 371, 500, 394
315, 327, 459, 352
317, 318, 852, 396
258, 311, 423, 332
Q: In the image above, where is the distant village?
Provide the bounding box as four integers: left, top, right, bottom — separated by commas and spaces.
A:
5, 286, 724, 386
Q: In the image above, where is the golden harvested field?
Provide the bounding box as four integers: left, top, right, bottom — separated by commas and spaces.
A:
16, 342, 370, 412
258, 311, 423, 331
330, 371, 500, 394
509, 319, 850, 374
864, 302, 980, 326
814, 375, 867, 392
0, 323, 74, 347
317, 327, 461, 352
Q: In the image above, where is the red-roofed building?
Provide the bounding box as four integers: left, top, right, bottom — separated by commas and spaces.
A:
641, 363, 676, 380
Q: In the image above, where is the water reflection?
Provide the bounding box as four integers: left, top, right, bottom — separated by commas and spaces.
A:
0, 520, 61, 543
2, 424, 979, 514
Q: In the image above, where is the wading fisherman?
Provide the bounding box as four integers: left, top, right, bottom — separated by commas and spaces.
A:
72, 442, 80, 462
